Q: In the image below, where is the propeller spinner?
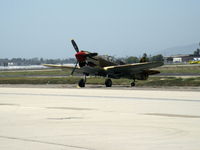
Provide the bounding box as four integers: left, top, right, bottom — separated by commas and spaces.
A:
70, 39, 98, 75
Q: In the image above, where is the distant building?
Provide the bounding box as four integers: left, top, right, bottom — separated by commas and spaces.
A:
164, 55, 200, 63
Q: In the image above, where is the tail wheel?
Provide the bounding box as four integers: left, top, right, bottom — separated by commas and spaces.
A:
78, 79, 85, 87
105, 79, 112, 87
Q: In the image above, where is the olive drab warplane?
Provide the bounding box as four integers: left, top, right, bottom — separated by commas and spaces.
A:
44, 39, 163, 87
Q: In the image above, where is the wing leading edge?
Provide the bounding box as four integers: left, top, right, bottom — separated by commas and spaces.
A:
43, 64, 101, 75
43, 64, 77, 69
103, 62, 163, 73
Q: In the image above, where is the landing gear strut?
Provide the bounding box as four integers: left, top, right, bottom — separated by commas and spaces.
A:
105, 78, 112, 87
131, 79, 136, 87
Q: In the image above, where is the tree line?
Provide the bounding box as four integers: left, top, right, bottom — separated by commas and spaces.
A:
122, 53, 164, 63
0, 58, 76, 66
0, 54, 164, 66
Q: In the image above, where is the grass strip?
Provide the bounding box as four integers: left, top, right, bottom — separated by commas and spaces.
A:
0, 76, 199, 86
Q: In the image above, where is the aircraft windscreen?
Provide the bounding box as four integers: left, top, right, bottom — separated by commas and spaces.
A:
100, 55, 125, 65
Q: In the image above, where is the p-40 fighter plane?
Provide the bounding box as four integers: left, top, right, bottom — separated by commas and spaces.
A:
44, 40, 163, 87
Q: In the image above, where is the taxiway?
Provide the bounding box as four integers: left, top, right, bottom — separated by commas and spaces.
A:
0, 87, 200, 150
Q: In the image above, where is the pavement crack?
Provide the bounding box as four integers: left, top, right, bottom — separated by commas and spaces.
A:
142, 113, 200, 118
0, 135, 93, 150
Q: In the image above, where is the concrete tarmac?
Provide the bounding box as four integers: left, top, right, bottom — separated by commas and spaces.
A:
0, 87, 200, 150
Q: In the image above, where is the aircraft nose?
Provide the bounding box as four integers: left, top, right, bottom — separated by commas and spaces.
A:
75, 51, 87, 62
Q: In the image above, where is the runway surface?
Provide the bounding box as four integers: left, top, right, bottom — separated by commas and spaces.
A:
0, 87, 200, 150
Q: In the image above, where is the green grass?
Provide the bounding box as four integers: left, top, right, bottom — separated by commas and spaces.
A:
0, 64, 200, 76
0, 64, 200, 86
136, 77, 200, 86
0, 69, 71, 76
0, 76, 199, 86
157, 65, 200, 74
0, 77, 79, 84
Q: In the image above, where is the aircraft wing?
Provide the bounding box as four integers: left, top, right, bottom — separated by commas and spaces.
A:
43, 64, 77, 69
103, 62, 163, 73
43, 64, 106, 76
43, 64, 102, 75
43, 64, 85, 74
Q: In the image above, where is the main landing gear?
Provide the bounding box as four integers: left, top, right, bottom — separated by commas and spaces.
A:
105, 79, 136, 87
78, 77, 135, 88
78, 78, 85, 87
78, 74, 87, 87
105, 78, 112, 87
131, 81, 135, 87
131, 79, 136, 87
78, 77, 113, 88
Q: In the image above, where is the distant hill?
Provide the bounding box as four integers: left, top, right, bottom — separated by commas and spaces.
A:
156, 43, 200, 56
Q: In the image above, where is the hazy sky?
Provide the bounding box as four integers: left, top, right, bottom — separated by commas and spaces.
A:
0, 0, 200, 58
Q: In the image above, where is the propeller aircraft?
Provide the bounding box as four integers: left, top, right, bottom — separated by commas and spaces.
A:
44, 40, 163, 87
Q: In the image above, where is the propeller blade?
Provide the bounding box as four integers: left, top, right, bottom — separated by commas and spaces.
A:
71, 39, 79, 53
71, 61, 78, 75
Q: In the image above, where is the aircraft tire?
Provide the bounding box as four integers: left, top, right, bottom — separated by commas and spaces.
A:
105, 79, 112, 87
131, 82, 135, 87
78, 79, 85, 87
